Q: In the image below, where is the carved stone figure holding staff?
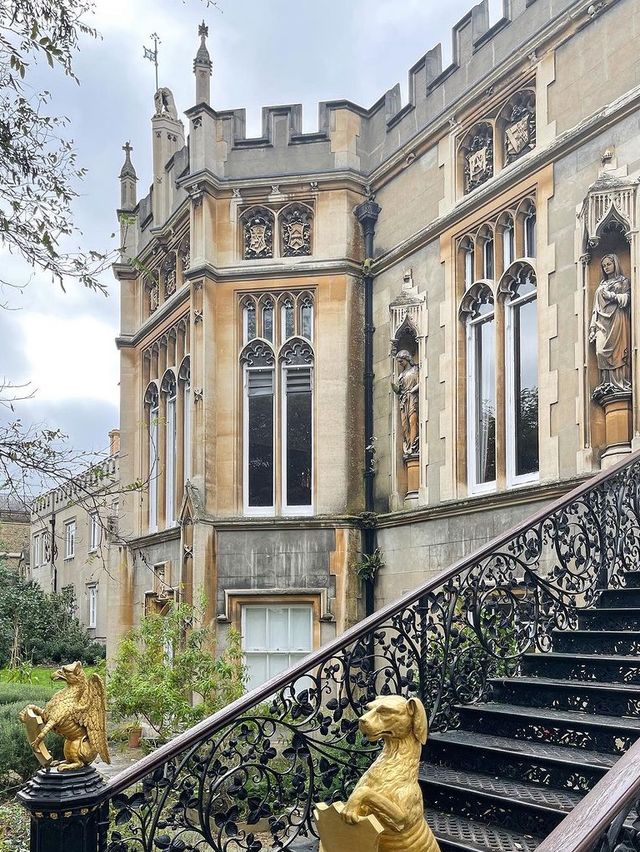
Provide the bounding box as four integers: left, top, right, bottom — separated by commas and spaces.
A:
589, 253, 631, 392
391, 350, 419, 458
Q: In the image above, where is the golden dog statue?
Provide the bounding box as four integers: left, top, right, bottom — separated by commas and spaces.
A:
316, 695, 440, 852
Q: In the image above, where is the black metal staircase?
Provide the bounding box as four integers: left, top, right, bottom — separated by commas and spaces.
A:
420, 563, 640, 851
19, 452, 640, 852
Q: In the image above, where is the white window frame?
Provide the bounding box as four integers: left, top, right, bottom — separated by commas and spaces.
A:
464, 248, 474, 290
32, 533, 41, 568
149, 399, 159, 532
243, 364, 275, 517
524, 212, 536, 258
184, 378, 191, 482
466, 310, 497, 496
64, 519, 76, 560
88, 584, 98, 629
166, 383, 177, 527
505, 286, 539, 488
483, 237, 494, 280
503, 221, 515, 269
241, 603, 313, 691
89, 510, 100, 552
281, 362, 314, 516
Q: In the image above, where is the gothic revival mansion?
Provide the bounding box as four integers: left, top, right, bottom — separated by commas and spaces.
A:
106, 0, 640, 690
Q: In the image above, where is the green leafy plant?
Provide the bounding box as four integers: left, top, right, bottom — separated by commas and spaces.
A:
108, 597, 246, 742
355, 548, 385, 582
0, 565, 105, 668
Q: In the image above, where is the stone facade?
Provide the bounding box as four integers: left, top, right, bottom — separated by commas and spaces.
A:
110, 0, 640, 678
29, 445, 120, 644
0, 494, 30, 572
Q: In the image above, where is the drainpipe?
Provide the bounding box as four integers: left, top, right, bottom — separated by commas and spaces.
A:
354, 194, 381, 617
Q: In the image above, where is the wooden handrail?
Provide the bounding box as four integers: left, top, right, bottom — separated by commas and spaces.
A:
104, 448, 640, 798
535, 736, 640, 852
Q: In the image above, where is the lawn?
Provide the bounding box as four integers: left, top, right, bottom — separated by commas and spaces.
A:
0, 665, 100, 688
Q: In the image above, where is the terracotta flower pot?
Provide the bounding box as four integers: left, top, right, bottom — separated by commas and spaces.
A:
128, 726, 143, 748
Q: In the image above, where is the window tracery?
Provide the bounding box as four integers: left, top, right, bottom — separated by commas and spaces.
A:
141, 317, 190, 532
457, 200, 539, 493
238, 290, 315, 515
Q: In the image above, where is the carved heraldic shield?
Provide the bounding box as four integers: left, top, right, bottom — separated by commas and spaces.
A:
315, 802, 384, 852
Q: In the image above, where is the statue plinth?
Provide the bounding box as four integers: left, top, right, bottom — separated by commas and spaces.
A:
405, 455, 420, 501
593, 386, 632, 466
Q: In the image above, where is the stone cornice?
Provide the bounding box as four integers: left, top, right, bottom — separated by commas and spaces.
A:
178, 168, 366, 198
372, 80, 640, 275
376, 475, 591, 529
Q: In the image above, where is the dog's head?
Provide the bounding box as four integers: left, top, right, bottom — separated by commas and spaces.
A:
358, 695, 428, 745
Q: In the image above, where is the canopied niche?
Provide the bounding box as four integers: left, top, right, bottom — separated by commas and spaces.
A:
577, 158, 637, 467
389, 269, 426, 507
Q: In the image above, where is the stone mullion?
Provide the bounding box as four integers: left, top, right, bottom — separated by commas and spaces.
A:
494, 299, 507, 489
157, 396, 167, 528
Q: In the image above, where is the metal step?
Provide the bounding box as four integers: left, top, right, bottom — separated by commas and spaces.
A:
598, 588, 640, 608
427, 729, 615, 792
552, 629, 640, 655
420, 764, 581, 836
456, 701, 640, 755
425, 807, 542, 852
578, 607, 640, 630
490, 675, 640, 718
521, 651, 640, 684
622, 570, 640, 587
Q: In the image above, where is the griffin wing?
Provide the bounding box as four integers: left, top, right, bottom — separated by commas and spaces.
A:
79, 674, 111, 764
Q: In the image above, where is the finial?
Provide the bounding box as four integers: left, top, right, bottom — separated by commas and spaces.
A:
194, 20, 212, 71
119, 141, 137, 180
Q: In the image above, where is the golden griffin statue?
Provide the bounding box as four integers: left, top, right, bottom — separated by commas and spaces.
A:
315, 695, 441, 852
19, 661, 110, 771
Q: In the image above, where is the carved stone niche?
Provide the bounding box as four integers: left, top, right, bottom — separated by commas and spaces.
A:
281, 203, 312, 257
241, 206, 274, 260
389, 269, 426, 507
578, 164, 637, 466
500, 90, 536, 168
460, 122, 494, 195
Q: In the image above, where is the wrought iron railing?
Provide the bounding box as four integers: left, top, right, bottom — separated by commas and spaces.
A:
103, 451, 640, 852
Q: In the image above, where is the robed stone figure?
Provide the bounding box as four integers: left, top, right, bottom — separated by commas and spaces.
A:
392, 350, 419, 458
589, 253, 631, 391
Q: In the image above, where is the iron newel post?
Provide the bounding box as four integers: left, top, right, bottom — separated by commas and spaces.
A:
355, 196, 381, 617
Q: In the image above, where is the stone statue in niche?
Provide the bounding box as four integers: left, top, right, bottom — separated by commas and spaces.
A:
589, 253, 631, 393
392, 350, 419, 458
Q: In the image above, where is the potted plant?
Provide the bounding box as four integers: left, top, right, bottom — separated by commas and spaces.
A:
127, 721, 143, 749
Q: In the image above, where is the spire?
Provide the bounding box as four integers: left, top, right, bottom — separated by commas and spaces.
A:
193, 21, 212, 105
119, 141, 137, 210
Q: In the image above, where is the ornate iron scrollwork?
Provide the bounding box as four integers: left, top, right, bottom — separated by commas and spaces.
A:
107, 456, 640, 852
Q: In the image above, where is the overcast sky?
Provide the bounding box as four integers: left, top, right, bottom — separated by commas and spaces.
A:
1, 0, 498, 462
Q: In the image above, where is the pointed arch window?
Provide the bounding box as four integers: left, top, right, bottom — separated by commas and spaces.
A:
281, 296, 295, 341
261, 299, 274, 343
179, 357, 191, 483
501, 263, 539, 485
243, 299, 257, 344
281, 339, 314, 512
241, 341, 276, 513
145, 383, 160, 531
460, 283, 496, 492
299, 296, 313, 341
162, 371, 177, 526
502, 215, 515, 269
524, 211, 537, 258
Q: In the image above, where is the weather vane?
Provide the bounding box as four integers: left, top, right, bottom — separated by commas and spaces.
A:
143, 32, 161, 91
